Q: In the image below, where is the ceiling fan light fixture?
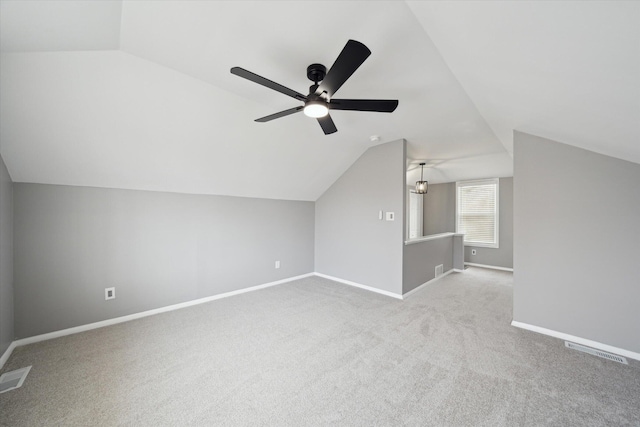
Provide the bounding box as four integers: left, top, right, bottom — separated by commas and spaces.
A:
303, 101, 329, 118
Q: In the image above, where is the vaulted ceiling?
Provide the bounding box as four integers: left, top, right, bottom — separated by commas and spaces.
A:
1, 1, 638, 201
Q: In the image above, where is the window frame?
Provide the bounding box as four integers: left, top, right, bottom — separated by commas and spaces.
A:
456, 178, 499, 249
407, 189, 423, 239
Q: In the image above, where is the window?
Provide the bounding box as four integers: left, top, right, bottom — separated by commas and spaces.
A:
456, 178, 499, 248
408, 191, 423, 239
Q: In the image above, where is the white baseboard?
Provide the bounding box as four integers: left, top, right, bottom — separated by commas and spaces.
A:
313, 272, 403, 300
10, 273, 315, 350
465, 262, 513, 272
0, 341, 18, 370
453, 268, 465, 273
402, 269, 457, 299
511, 320, 640, 361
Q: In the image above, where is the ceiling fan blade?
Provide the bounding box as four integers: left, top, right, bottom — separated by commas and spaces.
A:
329, 99, 398, 112
255, 106, 304, 122
315, 40, 371, 98
231, 67, 307, 101
317, 114, 337, 135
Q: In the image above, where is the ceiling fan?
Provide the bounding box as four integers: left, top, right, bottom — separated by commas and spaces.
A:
230, 40, 398, 135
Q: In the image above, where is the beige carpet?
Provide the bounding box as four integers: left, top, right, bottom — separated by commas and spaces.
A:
1, 267, 638, 426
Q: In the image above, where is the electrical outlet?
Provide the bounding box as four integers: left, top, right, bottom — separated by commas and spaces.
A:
105, 287, 115, 300
275, 260, 280, 269
471, 249, 477, 255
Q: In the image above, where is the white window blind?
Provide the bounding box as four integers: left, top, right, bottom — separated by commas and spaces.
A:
408, 191, 423, 239
456, 179, 499, 248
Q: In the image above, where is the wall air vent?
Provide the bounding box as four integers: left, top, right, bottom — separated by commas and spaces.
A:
435, 264, 444, 277
565, 342, 627, 364
0, 366, 32, 393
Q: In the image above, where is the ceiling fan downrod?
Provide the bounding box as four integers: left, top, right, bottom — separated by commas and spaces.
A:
307, 63, 327, 95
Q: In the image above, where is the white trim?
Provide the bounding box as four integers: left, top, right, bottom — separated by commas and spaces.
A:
405, 232, 464, 245
313, 272, 403, 300
402, 269, 456, 299
453, 269, 465, 273
464, 262, 513, 272
0, 341, 17, 370
12, 273, 314, 348
511, 320, 640, 361
463, 242, 500, 248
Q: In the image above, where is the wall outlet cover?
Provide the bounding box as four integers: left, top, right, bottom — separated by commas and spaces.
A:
385, 212, 395, 221
105, 287, 115, 300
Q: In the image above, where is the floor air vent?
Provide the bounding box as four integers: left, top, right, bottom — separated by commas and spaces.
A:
0, 366, 32, 393
565, 342, 627, 364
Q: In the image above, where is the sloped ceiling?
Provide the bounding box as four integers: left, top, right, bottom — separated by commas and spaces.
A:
408, 1, 640, 164
1, 1, 637, 201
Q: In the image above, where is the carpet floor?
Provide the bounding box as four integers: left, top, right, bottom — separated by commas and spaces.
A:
1, 267, 638, 426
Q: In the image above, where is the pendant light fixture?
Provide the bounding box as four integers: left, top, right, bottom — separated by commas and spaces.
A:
415, 162, 428, 194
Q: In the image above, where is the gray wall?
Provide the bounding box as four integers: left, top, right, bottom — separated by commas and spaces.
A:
423, 182, 456, 235
423, 178, 513, 269
13, 184, 314, 338
403, 238, 453, 294
453, 234, 464, 271
513, 132, 640, 353
0, 154, 13, 355
315, 140, 405, 295
464, 177, 513, 269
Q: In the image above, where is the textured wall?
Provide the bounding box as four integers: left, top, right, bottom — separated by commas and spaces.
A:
315, 140, 406, 295
0, 154, 13, 355
513, 131, 640, 353
13, 184, 314, 338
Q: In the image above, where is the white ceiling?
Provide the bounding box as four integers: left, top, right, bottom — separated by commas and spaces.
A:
408, 0, 640, 164
1, 1, 637, 200
0, 0, 121, 52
